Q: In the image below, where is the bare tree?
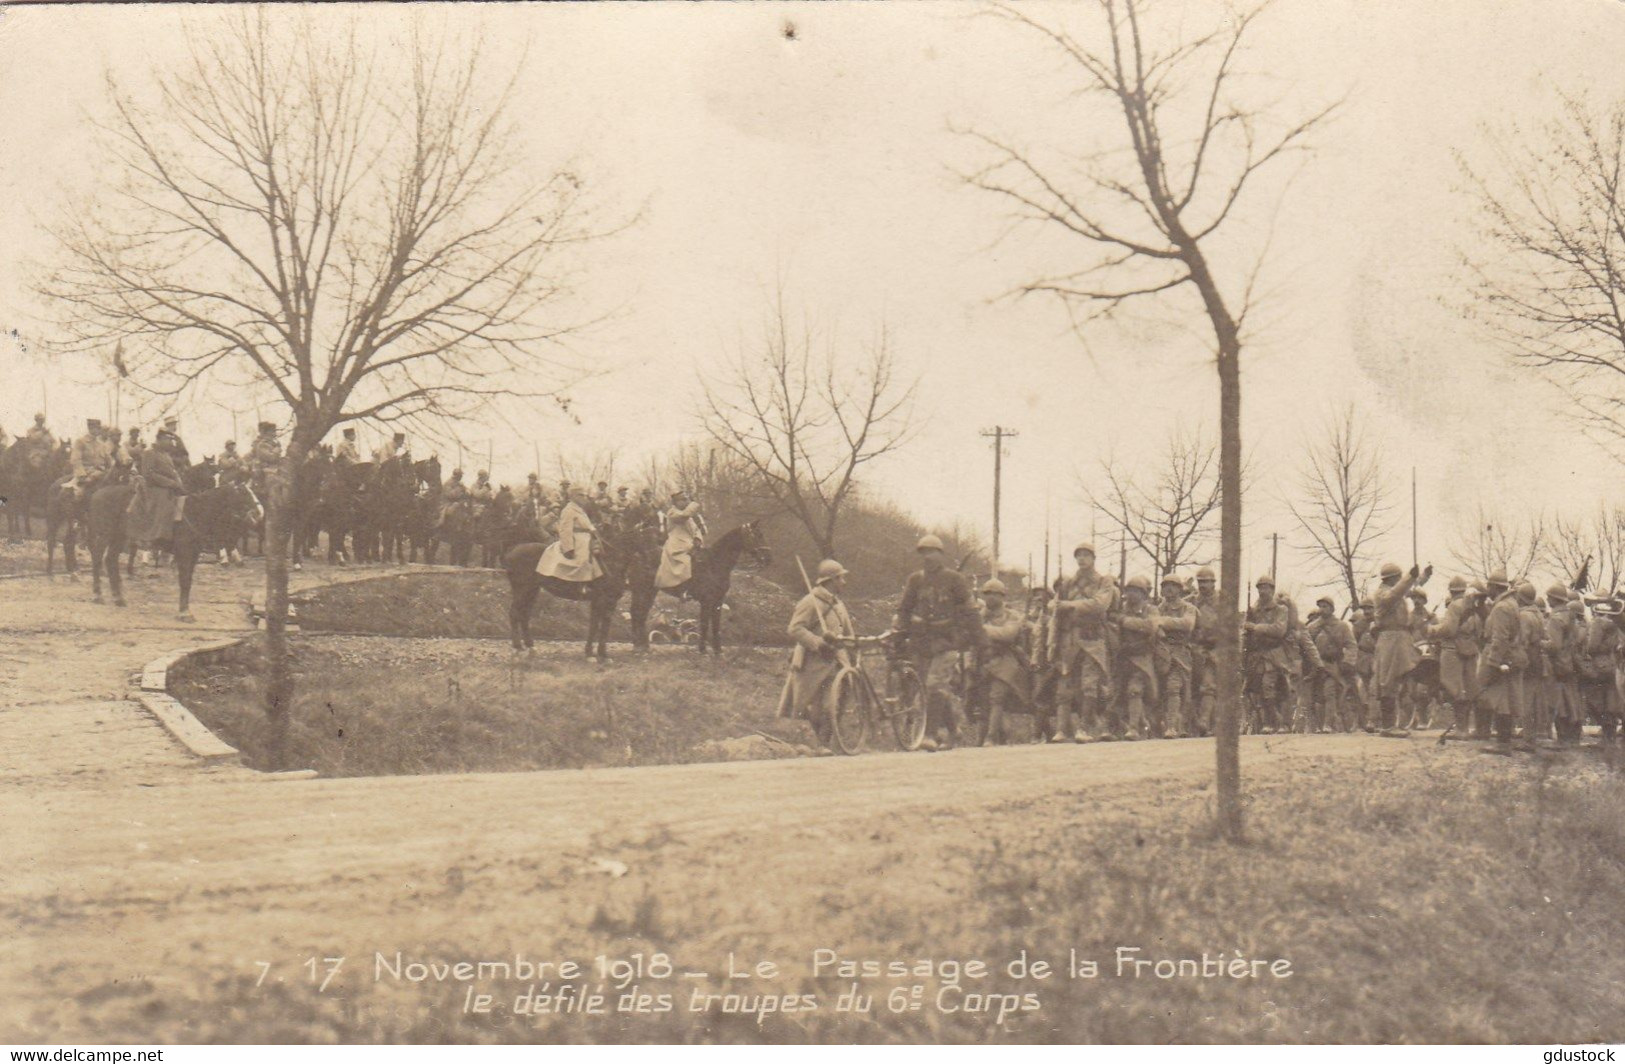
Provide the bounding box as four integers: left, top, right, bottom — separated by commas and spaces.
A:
700, 291, 917, 559
1088, 427, 1223, 580
963, 0, 1333, 841
1463, 94, 1625, 455
1545, 504, 1625, 592
1287, 406, 1395, 609
1451, 505, 1547, 586
43, 16, 605, 765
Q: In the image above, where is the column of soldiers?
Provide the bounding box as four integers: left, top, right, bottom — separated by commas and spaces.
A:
786, 533, 1625, 752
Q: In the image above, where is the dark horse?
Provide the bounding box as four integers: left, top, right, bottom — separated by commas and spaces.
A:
84, 471, 138, 607
501, 521, 769, 660
168, 481, 264, 620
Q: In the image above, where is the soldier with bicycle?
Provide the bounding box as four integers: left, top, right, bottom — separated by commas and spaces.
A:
896, 535, 986, 751
781, 559, 857, 742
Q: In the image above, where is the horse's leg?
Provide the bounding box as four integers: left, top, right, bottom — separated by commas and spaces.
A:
177, 540, 196, 620
508, 582, 524, 650
522, 581, 537, 649
89, 532, 104, 603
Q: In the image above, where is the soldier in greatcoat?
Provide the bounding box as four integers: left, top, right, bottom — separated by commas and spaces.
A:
896, 535, 985, 750
129, 431, 187, 552
780, 560, 857, 737
655, 490, 706, 591
1428, 577, 1483, 736
1155, 573, 1198, 738
1190, 567, 1220, 736
977, 579, 1032, 746
533, 484, 601, 583
1243, 574, 1290, 733
1543, 587, 1585, 743
1371, 562, 1429, 734
1307, 595, 1357, 732
1049, 543, 1117, 743
1517, 582, 1549, 746
1476, 572, 1524, 747
1581, 600, 1623, 741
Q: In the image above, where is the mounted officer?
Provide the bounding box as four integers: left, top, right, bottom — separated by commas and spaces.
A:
655, 489, 706, 592
25, 413, 55, 452
333, 427, 360, 465
68, 417, 113, 496
534, 483, 601, 582
1049, 542, 1117, 743
896, 534, 985, 751
216, 439, 246, 484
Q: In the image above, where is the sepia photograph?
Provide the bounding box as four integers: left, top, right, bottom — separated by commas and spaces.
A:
3, 0, 1625, 1047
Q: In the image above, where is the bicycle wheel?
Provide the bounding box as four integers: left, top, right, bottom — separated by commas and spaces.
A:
890, 667, 927, 751
829, 668, 870, 755
649, 630, 670, 646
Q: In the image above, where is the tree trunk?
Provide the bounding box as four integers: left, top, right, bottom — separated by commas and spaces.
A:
263, 434, 308, 771
1214, 343, 1244, 842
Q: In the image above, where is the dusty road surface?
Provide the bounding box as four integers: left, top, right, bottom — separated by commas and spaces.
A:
1, 556, 1443, 1042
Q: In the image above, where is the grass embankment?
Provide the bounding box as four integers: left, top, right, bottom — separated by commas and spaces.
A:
56, 752, 1625, 1043
172, 635, 817, 776
291, 569, 895, 646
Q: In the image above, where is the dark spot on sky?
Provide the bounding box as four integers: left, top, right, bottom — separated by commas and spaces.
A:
783, 21, 798, 42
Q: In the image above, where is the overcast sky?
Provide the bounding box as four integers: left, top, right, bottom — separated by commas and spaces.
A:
3, 0, 1624, 598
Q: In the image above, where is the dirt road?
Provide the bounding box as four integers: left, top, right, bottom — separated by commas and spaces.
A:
0, 556, 1438, 1042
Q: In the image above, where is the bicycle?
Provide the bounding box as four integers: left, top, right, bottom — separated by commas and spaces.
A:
819, 630, 928, 755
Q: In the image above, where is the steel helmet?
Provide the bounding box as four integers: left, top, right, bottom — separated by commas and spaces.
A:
815, 559, 849, 584
1448, 575, 1467, 592
1256, 574, 1275, 588
1546, 584, 1569, 603
915, 534, 945, 553
1486, 569, 1510, 589
1316, 595, 1334, 608
1073, 541, 1097, 558
981, 579, 1007, 595
1126, 574, 1151, 592
1196, 567, 1216, 583
1160, 572, 1183, 587
1380, 562, 1403, 579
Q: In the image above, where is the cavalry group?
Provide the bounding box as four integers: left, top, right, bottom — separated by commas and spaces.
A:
781, 537, 1625, 753
3, 412, 709, 592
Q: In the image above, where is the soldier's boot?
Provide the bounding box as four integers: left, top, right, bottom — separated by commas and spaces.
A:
983, 693, 1004, 747
1166, 690, 1185, 739
1050, 697, 1074, 743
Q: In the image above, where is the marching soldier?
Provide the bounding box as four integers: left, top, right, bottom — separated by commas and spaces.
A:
1517, 582, 1548, 747
1243, 575, 1291, 733
978, 579, 1032, 746
896, 535, 985, 750
1115, 575, 1160, 740
1581, 598, 1622, 741
1190, 567, 1220, 736
1371, 562, 1429, 735
780, 559, 857, 741
1428, 577, 1483, 737
1281, 594, 1323, 732
1049, 543, 1117, 743
1352, 598, 1377, 729
1307, 595, 1357, 732
1543, 586, 1584, 743
1155, 573, 1197, 738
1476, 571, 1523, 748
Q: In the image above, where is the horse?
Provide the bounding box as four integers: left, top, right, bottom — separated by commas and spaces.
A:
170, 481, 264, 621
502, 523, 651, 661
84, 471, 138, 607
636, 521, 770, 654
44, 475, 84, 576
370, 455, 416, 564
402, 456, 442, 564
502, 520, 768, 660
1, 438, 67, 539
480, 487, 523, 568
442, 496, 476, 568
294, 449, 332, 565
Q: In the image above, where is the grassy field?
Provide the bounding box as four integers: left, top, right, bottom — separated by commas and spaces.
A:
51, 750, 1625, 1043
172, 634, 825, 776
290, 568, 896, 647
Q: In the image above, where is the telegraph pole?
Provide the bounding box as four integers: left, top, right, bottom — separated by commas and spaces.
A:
980, 426, 1018, 575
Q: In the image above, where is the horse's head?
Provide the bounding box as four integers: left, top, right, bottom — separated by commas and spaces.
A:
229, 481, 265, 529
417, 455, 441, 489
742, 520, 772, 569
